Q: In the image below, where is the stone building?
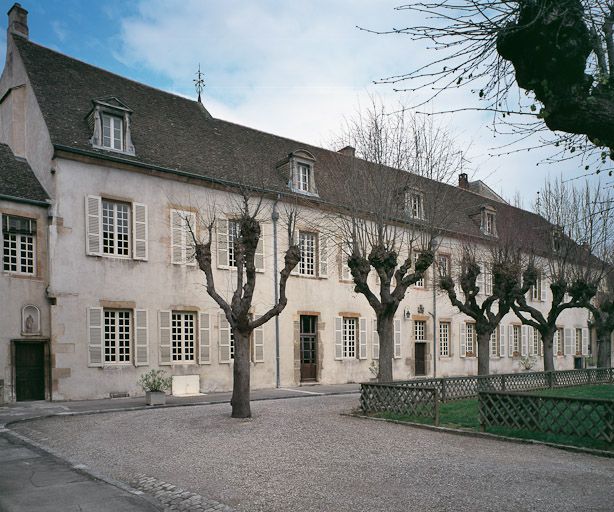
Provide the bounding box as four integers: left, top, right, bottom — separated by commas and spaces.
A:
0, 4, 600, 402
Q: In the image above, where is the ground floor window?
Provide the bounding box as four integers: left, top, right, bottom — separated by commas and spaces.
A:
465, 323, 475, 356
531, 328, 541, 356
343, 317, 357, 358
172, 312, 195, 362
512, 325, 520, 355
575, 328, 582, 355
489, 330, 499, 357
439, 322, 450, 356
104, 309, 131, 363
414, 320, 426, 342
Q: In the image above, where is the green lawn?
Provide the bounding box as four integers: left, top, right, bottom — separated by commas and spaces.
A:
375, 384, 614, 452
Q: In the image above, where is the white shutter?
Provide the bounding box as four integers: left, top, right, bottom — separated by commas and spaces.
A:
460, 323, 466, 357
528, 327, 534, 356
219, 313, 231, 363
318, 234, 328, 278
199, 312, 211, 364
159, 310, 172, 365
553, 330, 559, 355
359, 318, 367, 359
540, 276, 547, 302
185, 212, 197, 266
476, 262, 485, 295
499, 324, 506, 357
341, 251, 352, 281
253, 316, 264, 363
134, 309, 149, 366
521, 325, 528, 356
394, 319, 401, 359
87, 307, 103, 367
372, 319, 379, 359
171, 210, 184, 264
564, 328, 573, 356
254, 227, 265, 273
335, 317, 343, 360
132, 203, 148, 261
85, 195, 102, 256
582, 327, 589, 356
216, 219, 229, 268
508, 325, 514, 356
291, 230, 300, 276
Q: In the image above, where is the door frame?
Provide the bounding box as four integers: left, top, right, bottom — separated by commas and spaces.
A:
299, 315, 318, 382
414, 342, 427, 376
294, 311, 323, 384
11, 338, 51, 402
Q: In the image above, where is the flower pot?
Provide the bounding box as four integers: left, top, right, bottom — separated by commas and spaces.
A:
145, 391, 166, 406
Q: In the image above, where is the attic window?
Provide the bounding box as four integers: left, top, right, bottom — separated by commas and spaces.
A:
88, 97, 135, 156
405, 190, 424, 220
296, 163, 311, 193
480, 206, 497, 236
283, 150, 318, 196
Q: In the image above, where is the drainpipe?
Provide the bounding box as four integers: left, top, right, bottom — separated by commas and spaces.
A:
432, 260, 437, 378
272, 196, 281, 388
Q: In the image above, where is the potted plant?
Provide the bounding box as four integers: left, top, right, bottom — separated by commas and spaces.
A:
138, 369, 172, 406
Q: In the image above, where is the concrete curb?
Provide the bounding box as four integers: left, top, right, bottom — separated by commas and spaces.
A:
0, 427, 164, 511
345, 412, 614, 459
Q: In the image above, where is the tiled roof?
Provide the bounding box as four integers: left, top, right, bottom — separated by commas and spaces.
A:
0, 142, 48, 203
13, 35, 555, 248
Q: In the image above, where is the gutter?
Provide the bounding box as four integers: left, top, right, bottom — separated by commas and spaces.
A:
0, 193, 49, 207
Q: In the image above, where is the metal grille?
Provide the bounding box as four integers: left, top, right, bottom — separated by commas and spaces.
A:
479, 391, 614, 443
360, 383, 439, 424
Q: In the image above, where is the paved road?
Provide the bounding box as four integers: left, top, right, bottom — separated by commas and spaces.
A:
11, 394, 614, 512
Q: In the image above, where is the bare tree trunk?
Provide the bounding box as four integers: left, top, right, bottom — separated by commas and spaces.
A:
542, 330, 555, 372
377, 313, 395, 382
477, 332, 490, 376
231, 331, 251, 418
597, 328, 613, 368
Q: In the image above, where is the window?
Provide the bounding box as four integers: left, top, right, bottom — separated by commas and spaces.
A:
297, 163, 311, 193
414, 253, 425, 288
483, 264, 493, 296
2, 215, 35, 274
414, 320, 426, 342
298, 231, 316, 276
438, 254, 450, 277
512, 325, 521, 355
343, 317, 357, 359
439, 322, 450, 356
554, 327, 564, 355
102, 200, 130, 257
102, 114, 123, 151
481, 207, 497, 236
575, 328, 582, 355
466, 323, 475, 355
531, 328, 541, 356
171, 209, 196, 265
227, 220, 240, 267
405, 190, 424, 219
490, 330, 499, 357
104, 310, 131, 363
229, 328, 235, 360
171, 312, 195, 362
531, 273, 543, 301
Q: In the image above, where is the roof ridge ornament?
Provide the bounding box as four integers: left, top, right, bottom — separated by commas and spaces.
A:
194, 64, 205, 104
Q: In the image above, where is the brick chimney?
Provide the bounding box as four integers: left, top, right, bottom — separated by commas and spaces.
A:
338, 145, 355, 158
7, 3, 28, 39
458, 172, 469, 189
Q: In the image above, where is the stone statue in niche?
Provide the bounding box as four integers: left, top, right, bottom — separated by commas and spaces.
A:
22, 305, 40, 335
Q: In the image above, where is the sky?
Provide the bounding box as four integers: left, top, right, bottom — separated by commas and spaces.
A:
0, 0, 601, 207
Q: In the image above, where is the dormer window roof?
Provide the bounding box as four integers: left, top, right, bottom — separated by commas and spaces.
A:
87, 97, 135, 156
480, 204, 497, 236
280, 149, 318, 196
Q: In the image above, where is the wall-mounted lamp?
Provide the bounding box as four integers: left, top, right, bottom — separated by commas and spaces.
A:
404, 308, 411, 320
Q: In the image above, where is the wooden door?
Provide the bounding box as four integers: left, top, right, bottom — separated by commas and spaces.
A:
300, 316, 317, 381
415, 343, 426, 376
15, 342, 45, 401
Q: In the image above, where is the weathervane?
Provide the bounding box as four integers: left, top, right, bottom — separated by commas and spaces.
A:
194, 64, 205, 103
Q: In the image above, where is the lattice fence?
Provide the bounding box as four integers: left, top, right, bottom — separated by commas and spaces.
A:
360, 383, 439, 425
479, 391, 614, 444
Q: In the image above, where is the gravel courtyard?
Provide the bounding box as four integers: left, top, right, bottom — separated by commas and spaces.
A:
12, 394, 614, 512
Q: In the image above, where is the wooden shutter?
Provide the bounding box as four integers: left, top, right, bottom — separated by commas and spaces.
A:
171, 210, 184, 264
318, 234, 328, 278
341, 251, 352, 281
253, 317, 264, 363
582, 327, 589, 356
85, 195, 102, 256
393, 319, 401, 359
476, 262, 485, 295
185, 212, 197, 266
459, 323, 466, 357
87, 307, 103, 367
521, 325, 528, 356
508, 325, 514, 356
540, 276, 547, 302
158, 310, 172, 365
564, 328, 573, 356
291, 231, 300, 276
359, 318, 367, 359
372, 319, 379, 359
254, 226, 265, 273
132, 202, 148, 261
216, 218, 229, 268
199, 312, 211, 364
219, 313, 231, 363
499, 324, 506, 357
134, 309, 149, 366
335, 317, 343, 360
528, 327, 534, 356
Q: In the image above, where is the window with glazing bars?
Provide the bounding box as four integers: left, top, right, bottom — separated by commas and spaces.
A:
171, 312, 195, 362
227, 220, 240, 268
102, 200, 130, 256
466, 323, 475, 354
102, 114, 123, 151
489, 330, 498, 356
297, 163, 311, 192
439, 322, 450, 356
104, 310, 131, 363
414, 320, 426, 341
299, 231, 316, 276
512, 325, 521, 354
2, 215, 35, 274
343, 317, 357, 358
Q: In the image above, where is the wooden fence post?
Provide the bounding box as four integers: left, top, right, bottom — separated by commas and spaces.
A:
501, 374, 506, 392
434, 389, 440, 427
441, 379, 446, 403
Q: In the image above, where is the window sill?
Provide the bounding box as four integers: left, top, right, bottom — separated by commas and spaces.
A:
92, 143, 135, 157
3, 271, 39, 279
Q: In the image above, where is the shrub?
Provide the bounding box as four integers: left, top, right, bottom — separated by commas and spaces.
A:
138, 369, 172, 392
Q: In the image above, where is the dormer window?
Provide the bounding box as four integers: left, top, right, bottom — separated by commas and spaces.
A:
297, 163, 311, 193
280, 149, 318, 196
88, 97, 135, 156
405, 190, 424, 219
480, 205, 497, 236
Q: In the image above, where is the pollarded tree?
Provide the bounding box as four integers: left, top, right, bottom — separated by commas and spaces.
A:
511, 178, 610, 371
589, 270, 614, 367
193, 191, 300, 418
330, 102, 463, 382
440, 245, 528, 375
